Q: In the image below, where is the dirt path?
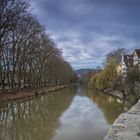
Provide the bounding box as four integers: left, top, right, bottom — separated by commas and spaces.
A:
0, 85, 67, 102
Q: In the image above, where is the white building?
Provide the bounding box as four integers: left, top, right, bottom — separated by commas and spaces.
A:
120, 54, 133, 75
120, 48, 140, 77
133, 49, 140, 66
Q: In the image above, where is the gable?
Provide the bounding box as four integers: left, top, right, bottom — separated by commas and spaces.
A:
135, 49, 140, 58
134, 52, 138, 59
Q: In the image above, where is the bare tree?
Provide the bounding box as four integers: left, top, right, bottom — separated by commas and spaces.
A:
0, 0, 77, 90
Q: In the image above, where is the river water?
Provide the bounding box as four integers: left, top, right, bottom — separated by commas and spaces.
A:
0, 86, 129, 140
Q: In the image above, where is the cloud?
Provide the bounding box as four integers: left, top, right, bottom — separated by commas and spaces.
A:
31, 0, 140, 69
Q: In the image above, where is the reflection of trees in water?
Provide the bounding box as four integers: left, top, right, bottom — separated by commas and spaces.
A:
88, 90, 139, 124
88, 90, 124, 124
0, 87, 77, 140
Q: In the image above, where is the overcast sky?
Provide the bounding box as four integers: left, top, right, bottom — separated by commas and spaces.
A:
31, 0, 140, 69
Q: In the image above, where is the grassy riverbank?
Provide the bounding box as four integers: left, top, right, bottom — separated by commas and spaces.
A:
0, 85, 70, 102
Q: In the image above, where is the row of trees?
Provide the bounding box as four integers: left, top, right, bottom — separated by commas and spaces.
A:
0, 0, 77, 89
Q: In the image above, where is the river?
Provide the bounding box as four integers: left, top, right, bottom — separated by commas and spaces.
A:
0, 86, 130, 140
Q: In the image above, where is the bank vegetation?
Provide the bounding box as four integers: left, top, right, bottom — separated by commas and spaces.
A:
88, 48, 140, 101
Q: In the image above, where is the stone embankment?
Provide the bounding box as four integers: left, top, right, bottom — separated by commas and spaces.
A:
104, 100, 140, 140
104, 88, 123, 100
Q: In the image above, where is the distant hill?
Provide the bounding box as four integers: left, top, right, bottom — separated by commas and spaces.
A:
75, 68, 102, 85
75, 69, 96, 76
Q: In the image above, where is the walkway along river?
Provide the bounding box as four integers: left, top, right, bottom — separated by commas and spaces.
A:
0, 86, 134, 140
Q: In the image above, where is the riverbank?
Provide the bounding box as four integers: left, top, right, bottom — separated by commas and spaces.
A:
104, 100, 140, 140
88, 87, 124, 101
0, 85, 69, 102
104, 88, 124, 100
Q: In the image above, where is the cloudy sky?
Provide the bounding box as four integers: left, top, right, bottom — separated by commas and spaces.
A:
31, 0, 140, 69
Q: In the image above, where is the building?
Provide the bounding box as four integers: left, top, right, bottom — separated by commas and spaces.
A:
116, 64, 121, 74
120, 54, 133, 75
133, 49, 140, 65
120, 48, 140, 76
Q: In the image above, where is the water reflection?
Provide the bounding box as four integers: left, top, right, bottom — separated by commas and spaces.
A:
0, 86, 135, 140
51, 87, 111, 140
0, 87, 77, 140
87, 90, 138, 124
87, 90, 124, 124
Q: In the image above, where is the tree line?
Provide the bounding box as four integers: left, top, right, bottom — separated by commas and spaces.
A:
0, 0, 77, 89
88, 48, 140, 103
88, 48, 126, 89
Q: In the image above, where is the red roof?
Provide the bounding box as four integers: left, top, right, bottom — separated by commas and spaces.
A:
122, 49, 140, 67
124, 58, 133, 67
123, 54, 133, 59
123, 54, 133, 67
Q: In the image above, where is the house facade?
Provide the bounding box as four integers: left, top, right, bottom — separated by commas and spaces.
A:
120, 54, 133, 75
133, 49, 140, 65
120, 49, 140, 76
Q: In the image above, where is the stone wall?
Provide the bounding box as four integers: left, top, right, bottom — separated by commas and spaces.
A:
134, 81, 140, 95
104, 100, 140, 140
